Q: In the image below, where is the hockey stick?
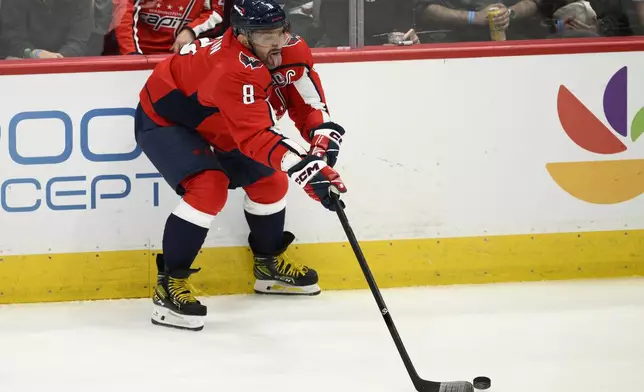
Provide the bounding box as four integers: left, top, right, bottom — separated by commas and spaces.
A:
330, 192, 474, 392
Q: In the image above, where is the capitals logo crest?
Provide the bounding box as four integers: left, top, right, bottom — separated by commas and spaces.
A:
284, 35, 302, 47
239, 52, 263, 69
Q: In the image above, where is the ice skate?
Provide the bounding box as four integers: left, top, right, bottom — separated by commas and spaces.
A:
250, 231, 321, 296
151, 255, 207, 331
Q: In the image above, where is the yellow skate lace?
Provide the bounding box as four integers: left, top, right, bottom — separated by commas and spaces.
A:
168, 277, 198, 303
275, 253, 308, 277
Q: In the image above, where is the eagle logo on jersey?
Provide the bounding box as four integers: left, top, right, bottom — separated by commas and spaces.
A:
284, 35, 302, 47
239, 52, 264, 69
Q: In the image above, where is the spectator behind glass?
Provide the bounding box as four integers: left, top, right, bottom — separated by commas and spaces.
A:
278, 1, 319, 44
87, 0, 114, 56
539, 0, 640, 36
584, 0, 639, 36
417, 0, 546, 42
113, 0, 225, 55
316, 0, 418, 47
545, 0, 600, 36
1, 0, 94, 59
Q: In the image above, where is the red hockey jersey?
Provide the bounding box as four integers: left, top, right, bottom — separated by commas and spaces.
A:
139, 28, 331, 171
116, 0, 225, 55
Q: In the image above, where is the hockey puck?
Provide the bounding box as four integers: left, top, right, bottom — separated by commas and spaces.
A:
473, 376, 491, 390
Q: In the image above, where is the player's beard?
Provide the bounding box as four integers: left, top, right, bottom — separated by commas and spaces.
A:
265, 49, 283, 69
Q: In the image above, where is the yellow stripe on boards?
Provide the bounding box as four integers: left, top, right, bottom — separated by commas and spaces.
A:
0, 229, 642, 304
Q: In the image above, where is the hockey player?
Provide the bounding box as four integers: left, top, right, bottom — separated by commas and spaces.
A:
135, 0, 348, 331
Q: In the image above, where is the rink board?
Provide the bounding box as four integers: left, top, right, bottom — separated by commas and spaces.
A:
1, 229, 643, 304
1, 40, 644, 304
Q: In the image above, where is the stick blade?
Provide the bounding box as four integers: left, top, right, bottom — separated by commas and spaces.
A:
437, 381, 475, 392
415, 379, 474, 392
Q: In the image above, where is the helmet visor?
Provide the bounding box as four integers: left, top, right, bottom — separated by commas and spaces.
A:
248, 26, 290, 48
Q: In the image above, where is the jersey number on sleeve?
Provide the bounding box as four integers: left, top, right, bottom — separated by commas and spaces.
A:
243, 84, 255, 105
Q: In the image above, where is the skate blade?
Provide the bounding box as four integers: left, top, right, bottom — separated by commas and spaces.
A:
253, 280, 321, 296
151, 304, 205, 331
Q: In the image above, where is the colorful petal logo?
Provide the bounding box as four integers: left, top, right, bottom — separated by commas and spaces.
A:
547, 66, 644, 204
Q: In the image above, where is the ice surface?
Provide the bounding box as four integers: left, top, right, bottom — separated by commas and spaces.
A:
1, 278, 643, 392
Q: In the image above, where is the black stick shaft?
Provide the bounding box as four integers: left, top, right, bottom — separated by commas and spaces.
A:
332, 198, 422, 385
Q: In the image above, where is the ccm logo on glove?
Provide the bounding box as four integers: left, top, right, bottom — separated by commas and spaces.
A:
293, 160, 323, 186
287, 155, 347, 211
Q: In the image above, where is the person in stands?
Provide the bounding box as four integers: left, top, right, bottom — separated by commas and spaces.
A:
1, 0, 94, 59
